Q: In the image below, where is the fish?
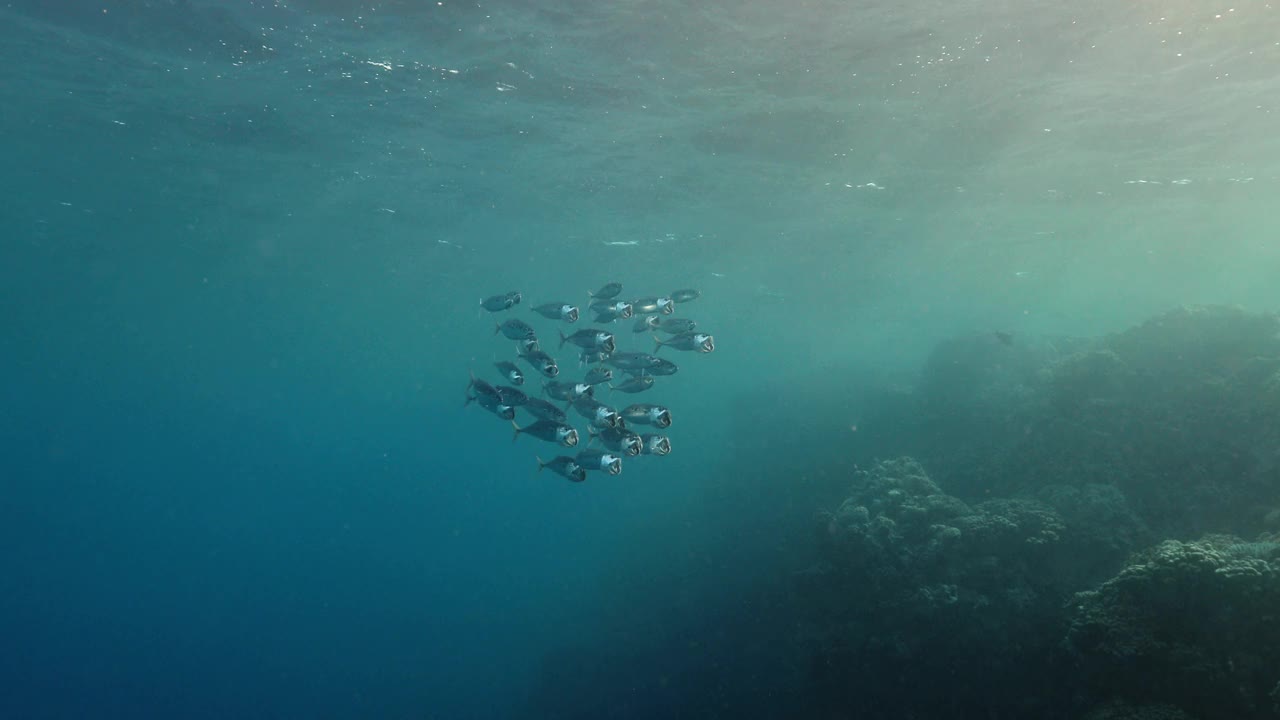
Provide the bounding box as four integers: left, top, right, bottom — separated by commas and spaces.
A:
544, 380, 594, 403
579, 349, 612, 365
473, 392, 516, 420
588, 426, 642, 456
625, 357, 677, 376
516, 338, 541, 355
670, 288, 701, 303
654, 332, 714, 354
994, 331, 1014, 346
604, 352, 663, 370
589, 300, 634, 322
504, 291, 523, 306
480, 293, 516, 312
631, 296, 674, 315
536, 455, 587, 482
522, 398, 569, 424
465, 369, 502, 406
496, 318, 537, 340
559, 329, 617, 354
610, 375, 655, 394
583, 366, 614, 386
633, 316, 661, 333
620, 403, 671, 428
532, 302, 580, 323
573, 395, 622, 429
517, 349, 559, 378
513, 419, 579, 447
495, 385, 529, 406
494, 360, 524, 386
658, 318, 697, 334
576, 448, 623, 475
589, 282, 623, 300
639, 433, 671, 456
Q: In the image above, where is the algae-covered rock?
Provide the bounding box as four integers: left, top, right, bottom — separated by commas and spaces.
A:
1067, 537, 1280, 719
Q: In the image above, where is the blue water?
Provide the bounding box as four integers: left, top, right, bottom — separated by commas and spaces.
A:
4, 1, 1280, 718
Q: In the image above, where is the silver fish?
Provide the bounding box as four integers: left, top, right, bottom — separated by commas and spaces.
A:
518, 349, 559, 378
639, 433, 671, 456
516, 337, 541, 355
544, 380, 594, 403
480, 293, 516, 312
496, 318, 537, 340
653, 332, 714, 354
579, 349, 612, 366
658, 318, 697, 335
620, 403, 671, 428
589, 426, 642, 457
589, 300, 634, 321
583, 367, 614, 386
522, 398, 568, 424
532, 302, 579, 323
573, 396, 622, 429
474, 392, 515, 420
495, 385, 529, 406
631, 296, 674, 315
576, 448, 623, 475
537, 455, 587, 482
559, 328, 617, 353
513, 419, 579, 447
633, 316, 661, 333
610, 375, 654, 394
589, 282, 623, 300
625, 358, 677, 376
465, 370, 502, 406
605, 352, 663, 370
670, 288, 701, 304
494, 360, 524, 386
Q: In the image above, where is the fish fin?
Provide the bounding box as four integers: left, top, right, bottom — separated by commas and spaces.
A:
586, 427, 598, 447
652, 333, 664, 354
511, 419, 521, 443
535, 456, 545, 473
558, 329, 567, 349
494, 322, 502, 335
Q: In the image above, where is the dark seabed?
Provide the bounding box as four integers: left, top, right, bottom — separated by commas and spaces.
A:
3, 1, 1280, 719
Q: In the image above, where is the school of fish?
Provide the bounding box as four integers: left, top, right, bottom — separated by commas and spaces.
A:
465, 283, 712, 482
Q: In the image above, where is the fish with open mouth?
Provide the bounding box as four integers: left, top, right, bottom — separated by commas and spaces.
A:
653, 332, 714, 354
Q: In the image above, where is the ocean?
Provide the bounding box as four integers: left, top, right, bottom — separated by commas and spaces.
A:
4, 1, 1280, 718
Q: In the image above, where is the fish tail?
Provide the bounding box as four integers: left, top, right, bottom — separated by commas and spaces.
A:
511, 419, 521, 443
586, 427, 597, 446
558, 329, 568, 349
494, 322, 502, 336
651, 333, 664, 354
535, 456, 546, 473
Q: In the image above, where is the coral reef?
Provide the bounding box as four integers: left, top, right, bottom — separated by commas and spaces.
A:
798, 458, 1084, 718
865, 305, 1280, 540
1066, 536, 1280, 719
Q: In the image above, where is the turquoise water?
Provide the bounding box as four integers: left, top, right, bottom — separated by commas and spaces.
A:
4, 1, 1280, 718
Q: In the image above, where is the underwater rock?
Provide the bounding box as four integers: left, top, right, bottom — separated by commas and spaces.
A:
1066, 536, 1280, 720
